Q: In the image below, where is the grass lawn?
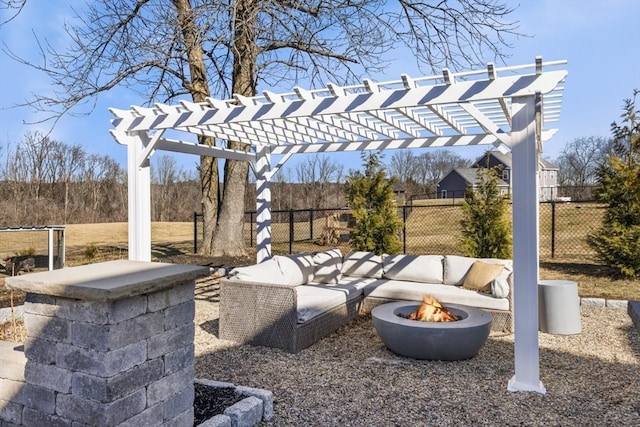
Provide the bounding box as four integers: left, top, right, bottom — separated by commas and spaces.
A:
1, 217, 639, 310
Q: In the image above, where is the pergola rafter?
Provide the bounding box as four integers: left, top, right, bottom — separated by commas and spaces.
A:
110, 57, 568, 395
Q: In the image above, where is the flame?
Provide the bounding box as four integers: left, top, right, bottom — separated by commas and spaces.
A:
404, 295, 460, 322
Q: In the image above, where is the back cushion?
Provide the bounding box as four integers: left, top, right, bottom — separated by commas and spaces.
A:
383, 254, 444, 283
274, 253, 315, 286
312, 248, 343, 284
341, 251, 383, 278
443, 255, 478, 285
227, 258, 289, 285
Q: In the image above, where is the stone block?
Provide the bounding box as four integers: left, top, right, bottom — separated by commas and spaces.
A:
108, 295, 147, 324
147, 366, 194, 407
24, 337, 56, 365
148, 282, 195, 312
56, 340, 146, 377
55, 299, 110, 324
110, 311, 164, 349
0, 379, 23, 404
24, 361, 72, 394
0, 399, 21, 425
24, 313, 70, 343
164, 344, 194, 375
117, 403, 164, 427
56, 389, 146, 427
224, 396, 263, 427
164, 300, 195, 330
164, 384, 194, 420
236, 386, 274, 421
72, 372, 107, 402
21, 408, 71, 427
164, 408, 194, 427
106, 358, 164, 401
147, 323, 194, 359
22, 384, 56, 414
606, 299, 628, 309
580, 297, 605, 307
71, 322, 109, 351
23, 294, 58, 317
199, 414, 232, 427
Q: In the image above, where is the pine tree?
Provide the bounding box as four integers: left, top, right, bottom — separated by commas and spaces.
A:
459, 167, 512, 258
587, 90, 640, 277
345, 152, 403, 255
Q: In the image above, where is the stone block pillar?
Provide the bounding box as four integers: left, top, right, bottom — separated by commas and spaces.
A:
5, 260, 209, 427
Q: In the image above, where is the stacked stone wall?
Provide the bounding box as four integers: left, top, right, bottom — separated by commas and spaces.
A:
0, 260, 206, 427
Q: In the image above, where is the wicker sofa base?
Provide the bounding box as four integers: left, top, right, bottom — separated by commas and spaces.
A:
220, 278, 363, 353
360, 297, 513, 333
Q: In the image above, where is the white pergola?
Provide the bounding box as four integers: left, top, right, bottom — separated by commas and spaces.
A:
110, 57, 567, 394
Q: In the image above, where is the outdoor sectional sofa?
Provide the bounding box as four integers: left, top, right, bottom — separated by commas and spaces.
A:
219, 249, 513, 353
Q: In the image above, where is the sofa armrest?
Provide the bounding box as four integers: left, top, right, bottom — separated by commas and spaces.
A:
219, 279, 299, 348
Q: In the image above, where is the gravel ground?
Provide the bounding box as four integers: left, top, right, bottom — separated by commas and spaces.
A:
194, 279, 640, 426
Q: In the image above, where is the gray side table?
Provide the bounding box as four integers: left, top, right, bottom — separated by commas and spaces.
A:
538, 279, 582, 335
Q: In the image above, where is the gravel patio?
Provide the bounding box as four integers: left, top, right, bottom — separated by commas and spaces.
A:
193, 277, 640, 426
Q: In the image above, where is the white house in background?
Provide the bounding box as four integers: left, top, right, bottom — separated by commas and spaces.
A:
437, 151, 559, 201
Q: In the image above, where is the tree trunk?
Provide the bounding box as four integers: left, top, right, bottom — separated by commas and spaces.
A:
210, 0, 257, 257
172, 0, 219, 255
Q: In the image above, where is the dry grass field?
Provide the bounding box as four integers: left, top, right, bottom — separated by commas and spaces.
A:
1, 208, 639, 311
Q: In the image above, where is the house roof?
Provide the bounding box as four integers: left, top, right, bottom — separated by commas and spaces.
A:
447, 168, 509, 187
474, 150, 558, 170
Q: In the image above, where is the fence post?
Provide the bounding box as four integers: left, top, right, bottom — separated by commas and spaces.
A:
402, 205, 407, 254
289, 208, 294, 254
193, 212, 198, 254
310, 208, 314, 240
551, 201, 556, 258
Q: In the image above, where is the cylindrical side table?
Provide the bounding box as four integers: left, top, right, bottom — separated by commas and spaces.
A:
538, 279, 582, 335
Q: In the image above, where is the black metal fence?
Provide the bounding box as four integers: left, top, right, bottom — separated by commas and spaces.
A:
194, 200, 606, 261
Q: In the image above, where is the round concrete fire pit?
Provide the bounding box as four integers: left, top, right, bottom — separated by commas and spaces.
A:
372, 302, 492, 361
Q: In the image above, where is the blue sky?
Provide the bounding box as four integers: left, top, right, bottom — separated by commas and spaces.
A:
1, 0, 639, 176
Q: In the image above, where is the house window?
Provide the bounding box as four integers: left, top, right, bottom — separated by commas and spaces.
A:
441, 190, 447, 199
502, 169, 509, 180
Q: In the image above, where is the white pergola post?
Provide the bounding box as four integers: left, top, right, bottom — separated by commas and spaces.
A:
255, 145, 272, 263
508, 94, 546, 394
127, 133, 152, 262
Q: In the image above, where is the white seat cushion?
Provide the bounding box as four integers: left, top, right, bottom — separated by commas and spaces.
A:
363, 279, 509, 312
296, 282, 364, 323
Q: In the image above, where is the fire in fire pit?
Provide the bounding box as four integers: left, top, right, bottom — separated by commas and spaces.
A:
398, 295, 460, 322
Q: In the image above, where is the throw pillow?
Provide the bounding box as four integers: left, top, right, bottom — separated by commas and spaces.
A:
312, 248, 343, 284
462, 261, 504, 293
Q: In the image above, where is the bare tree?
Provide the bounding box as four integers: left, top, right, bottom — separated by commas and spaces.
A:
555, 136, 611, 200
413, 150, 469, 194
388, 150, 416, 183
295, 155, 344, 209
3, 0, 522, 256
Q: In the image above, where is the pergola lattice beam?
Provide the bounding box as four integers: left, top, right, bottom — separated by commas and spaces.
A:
110, 70, 567, 136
